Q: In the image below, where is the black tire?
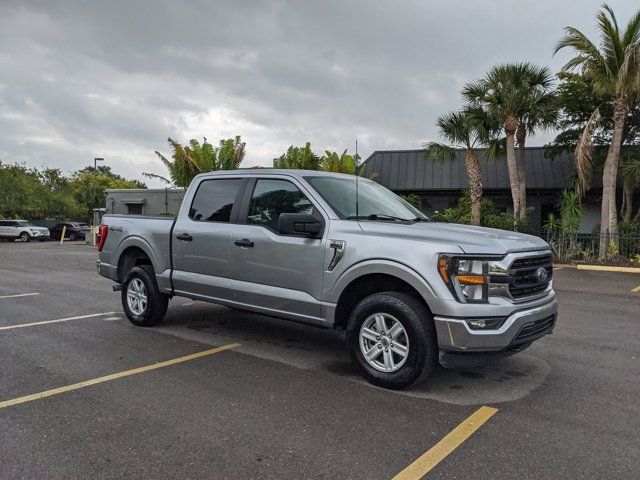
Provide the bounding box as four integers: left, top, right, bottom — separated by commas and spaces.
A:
121, 265, 168, 327
69, 233, 76, 241
346, 292, 437, 390
19, 232, 30, 242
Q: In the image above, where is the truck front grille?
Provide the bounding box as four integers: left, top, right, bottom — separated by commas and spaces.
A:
508, 254, 553, 299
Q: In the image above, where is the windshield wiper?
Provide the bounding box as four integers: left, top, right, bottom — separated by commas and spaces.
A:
348, 214, 414, 222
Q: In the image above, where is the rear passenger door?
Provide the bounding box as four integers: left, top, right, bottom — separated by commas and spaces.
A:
229, 177, 327, 323
171, 177, 246, 300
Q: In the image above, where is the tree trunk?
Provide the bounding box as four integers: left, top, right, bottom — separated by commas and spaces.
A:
465, 149, 483, 226
504, 120, 520, 222
598, 98, 628, 257
621, 180, 633, 223
516, 126, 528, 221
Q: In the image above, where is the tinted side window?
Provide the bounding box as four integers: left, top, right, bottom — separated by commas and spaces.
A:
0, 221, 8, 226
247, 179, 313, 231
189, 178, 242, 222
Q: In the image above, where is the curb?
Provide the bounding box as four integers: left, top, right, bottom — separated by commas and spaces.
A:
576, 265, 640, 274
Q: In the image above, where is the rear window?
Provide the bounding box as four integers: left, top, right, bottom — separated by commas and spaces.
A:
189, 178, 242, 222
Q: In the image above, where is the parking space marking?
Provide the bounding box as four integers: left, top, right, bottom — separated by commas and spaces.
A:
0, 312, 116, 331
0, 343, 240, 410
632, 284, 640, 293
392, 406, 498, 479
0, 293, 39, 300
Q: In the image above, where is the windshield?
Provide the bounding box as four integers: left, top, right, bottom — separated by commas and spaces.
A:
15, 221, 34, 227
305, 176, 428, 221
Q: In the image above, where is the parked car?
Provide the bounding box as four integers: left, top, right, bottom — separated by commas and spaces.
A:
96, 170, 557, 389
0, 220, 50, 242
50, 222, 87, 241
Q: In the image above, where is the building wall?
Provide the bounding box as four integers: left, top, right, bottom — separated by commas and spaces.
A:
104, 189, 185, 216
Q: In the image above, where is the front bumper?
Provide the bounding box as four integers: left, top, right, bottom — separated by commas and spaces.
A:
434, 298, 558, 352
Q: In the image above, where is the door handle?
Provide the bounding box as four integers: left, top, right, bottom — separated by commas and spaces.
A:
234, 239, 254, 248
176, 233, 193, 241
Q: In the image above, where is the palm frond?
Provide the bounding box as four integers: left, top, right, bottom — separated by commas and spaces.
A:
574, 107, 601, 193
142, 172, 175, 188
424, 142, 456, 164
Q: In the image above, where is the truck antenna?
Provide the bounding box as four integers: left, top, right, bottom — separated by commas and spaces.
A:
355, 139, 359, 219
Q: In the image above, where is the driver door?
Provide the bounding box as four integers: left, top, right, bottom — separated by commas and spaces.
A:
229, 177, 327, 323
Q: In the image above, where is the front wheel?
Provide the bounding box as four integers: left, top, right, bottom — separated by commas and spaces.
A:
121, 265, 168, 326
19, 232, 30, 242
347, 292, 437, 390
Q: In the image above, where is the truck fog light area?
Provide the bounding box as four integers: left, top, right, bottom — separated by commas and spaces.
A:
466, 317, 505, 330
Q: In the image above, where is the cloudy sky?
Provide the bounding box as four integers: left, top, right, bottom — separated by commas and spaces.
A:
0, 0, 636, 186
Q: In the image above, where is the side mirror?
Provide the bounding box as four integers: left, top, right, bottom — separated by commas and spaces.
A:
278, 213, 322, 237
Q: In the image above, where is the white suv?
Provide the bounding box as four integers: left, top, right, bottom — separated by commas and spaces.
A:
0, 220, 50, 242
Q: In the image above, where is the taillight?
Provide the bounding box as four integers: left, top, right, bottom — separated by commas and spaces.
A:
97, 225, 109, 252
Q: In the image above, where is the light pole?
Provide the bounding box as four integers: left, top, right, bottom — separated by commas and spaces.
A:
92, 157, 104, 211
91, 158, 105, 242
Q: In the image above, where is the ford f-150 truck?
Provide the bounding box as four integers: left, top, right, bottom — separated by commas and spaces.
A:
97, 169, 557, 389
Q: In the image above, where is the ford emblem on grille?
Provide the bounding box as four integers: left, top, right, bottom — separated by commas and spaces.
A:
536, 267, 549, 282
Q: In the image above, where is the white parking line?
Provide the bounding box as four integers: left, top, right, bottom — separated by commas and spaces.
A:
0, 293, 39, 300
0, 312, 116, 331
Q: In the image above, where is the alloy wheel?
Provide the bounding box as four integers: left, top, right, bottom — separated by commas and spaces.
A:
358, 313, 409, 372
126, 278, 148, 315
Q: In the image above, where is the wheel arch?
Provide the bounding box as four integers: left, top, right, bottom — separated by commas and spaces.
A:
330, 261, 437, 330
116, 241, 158, 282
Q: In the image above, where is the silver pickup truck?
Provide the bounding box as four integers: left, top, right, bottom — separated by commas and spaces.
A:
97, 169, 557, 389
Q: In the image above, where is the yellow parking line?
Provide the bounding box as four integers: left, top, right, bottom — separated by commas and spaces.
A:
632, 285, 640, 293
0, 343, 240, 410
0, 293, 39, 300
392, 406, 498, 479
0, 312, 115, 331
576, 265, 640, 273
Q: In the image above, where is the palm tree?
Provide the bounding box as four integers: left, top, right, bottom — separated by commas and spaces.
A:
145, 136, 244, 188
425, 108, 502, 226
555, 4, 640, 254
463, 63, 556, 220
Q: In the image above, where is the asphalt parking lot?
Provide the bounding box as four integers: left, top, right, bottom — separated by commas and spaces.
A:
1, 241, 639, 479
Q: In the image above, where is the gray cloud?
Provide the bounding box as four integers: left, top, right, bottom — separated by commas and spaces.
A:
0, 0, 636, 186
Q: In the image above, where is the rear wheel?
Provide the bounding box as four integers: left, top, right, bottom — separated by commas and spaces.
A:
121, 265, 168, 326
69, 233, 77, 241
19, 232, 30, 242
347, 292, 437, 390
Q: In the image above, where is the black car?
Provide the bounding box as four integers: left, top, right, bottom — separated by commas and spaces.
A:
50, 222, 86, 241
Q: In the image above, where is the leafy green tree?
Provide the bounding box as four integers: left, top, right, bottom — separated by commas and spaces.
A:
217, 136, 246, 170
70, 165, 145, 219
463, 63, 556, 220
274, 142, 320, 170
426, 108, 503, 226
320, 149, 360, 174
554, 3, 640, 254
147, 136, 245, 188
434, 191, 531, 232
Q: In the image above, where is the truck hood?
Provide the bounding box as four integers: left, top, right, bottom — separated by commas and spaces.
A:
357, 221, 550, 255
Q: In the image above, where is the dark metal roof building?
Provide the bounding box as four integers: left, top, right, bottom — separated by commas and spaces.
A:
361, 147, 575, 192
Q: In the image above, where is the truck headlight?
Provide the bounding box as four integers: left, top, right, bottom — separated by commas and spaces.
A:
437, 255, 492, 303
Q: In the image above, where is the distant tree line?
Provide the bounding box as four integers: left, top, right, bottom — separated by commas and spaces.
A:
0, 162, 144, 221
